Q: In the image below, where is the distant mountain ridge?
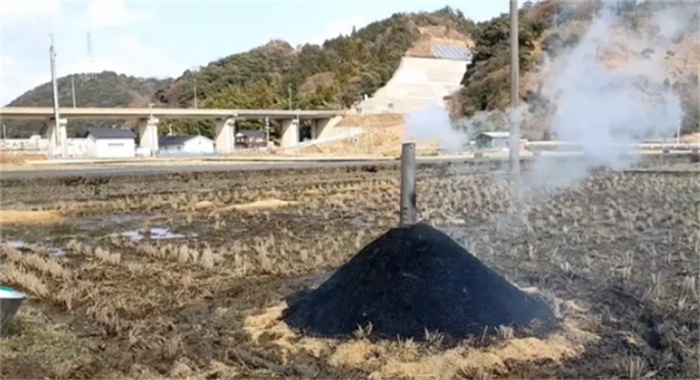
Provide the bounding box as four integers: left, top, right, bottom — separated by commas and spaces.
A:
5, 71, 172, 138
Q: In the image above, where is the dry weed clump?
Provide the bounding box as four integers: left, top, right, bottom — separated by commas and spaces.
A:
85, 302, 122, 336
3, 263, 49, 298
20, 253, 71, 279
66, 239, 121, 265
1, 244, 23, 262
93, 247, 121, 265
66, 239, 93, 256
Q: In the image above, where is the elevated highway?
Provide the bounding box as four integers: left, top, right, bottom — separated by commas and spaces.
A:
0, 107, 343, 120
0, 107, 346, 157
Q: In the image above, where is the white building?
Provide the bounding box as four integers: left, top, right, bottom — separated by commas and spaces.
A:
158, 135, 215, 155
66, 138, 88, 157
85, 128, 136, 158
1, 135, 48, 151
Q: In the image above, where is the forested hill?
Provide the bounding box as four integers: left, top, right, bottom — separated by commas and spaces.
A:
5, 72, 171, 138
155, 7, 475, 110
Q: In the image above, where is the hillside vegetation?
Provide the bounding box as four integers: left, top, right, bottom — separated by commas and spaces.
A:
5, 72, 171, 138
158, 8, 474, 110
155, 7, 475, 136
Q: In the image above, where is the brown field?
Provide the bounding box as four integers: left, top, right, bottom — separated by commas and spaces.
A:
1, 152, 46, 166
0, 210, 63, 226
0, 157, 698, 379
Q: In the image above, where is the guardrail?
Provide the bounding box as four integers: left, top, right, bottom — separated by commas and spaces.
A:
525, 141, 700, 152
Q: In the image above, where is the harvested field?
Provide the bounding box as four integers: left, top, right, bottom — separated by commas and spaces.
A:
0, 156, 698, 379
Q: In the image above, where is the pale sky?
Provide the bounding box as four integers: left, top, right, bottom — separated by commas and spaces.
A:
0, 0, 512, 106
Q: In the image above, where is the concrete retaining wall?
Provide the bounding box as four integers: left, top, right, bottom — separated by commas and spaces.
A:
361, 57, 467, 114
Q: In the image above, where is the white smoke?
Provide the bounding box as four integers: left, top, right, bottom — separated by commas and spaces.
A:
522, 1, 691, 193
402, 99, 468, 153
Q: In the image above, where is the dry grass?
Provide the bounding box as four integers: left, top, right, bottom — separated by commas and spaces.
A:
3, 263, 49, 298
680, 133, 700, 144
0, 151, 46, 166
0, 210, 63, 226
0, 305, 96, 379
300, 113, 406, 156
244, 299, 597, 379
299, 113, 440, 156
218, 198, 300, 212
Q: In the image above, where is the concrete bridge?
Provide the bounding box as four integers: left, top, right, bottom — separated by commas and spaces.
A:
0, 107, 345, 157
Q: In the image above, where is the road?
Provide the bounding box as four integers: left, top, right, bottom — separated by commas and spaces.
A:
1, 157, 505, 180
2, 152, 695, 180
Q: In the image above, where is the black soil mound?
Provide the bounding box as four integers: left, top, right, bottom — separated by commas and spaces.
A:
282, 223, 555, 340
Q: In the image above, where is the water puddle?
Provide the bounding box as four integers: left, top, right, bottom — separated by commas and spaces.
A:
7, 240, 26, 249
47, 247, 66, 257
3, 240, 66, 257
121, 227, 196, 241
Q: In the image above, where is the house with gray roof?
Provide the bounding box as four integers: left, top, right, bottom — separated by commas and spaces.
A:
158, 134, 215, 155
84, 128, 136, 158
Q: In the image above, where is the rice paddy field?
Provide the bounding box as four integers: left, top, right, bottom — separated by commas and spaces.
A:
0, 155, 698, 379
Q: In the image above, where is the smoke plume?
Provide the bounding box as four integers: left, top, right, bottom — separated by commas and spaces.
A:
402, 99, 467, 153
522, 0, 693, 194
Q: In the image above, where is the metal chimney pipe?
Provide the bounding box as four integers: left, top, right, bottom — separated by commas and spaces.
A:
399, 142, 417, 226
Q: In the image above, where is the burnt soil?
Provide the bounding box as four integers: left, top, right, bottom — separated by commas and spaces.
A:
283, 223, 555, 340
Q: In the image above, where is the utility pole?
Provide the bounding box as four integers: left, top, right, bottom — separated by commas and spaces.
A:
264, 117, 270, 147
2, 124, 6, 140
148, 103, 155, 156
509, 0, 523, 219
70, 76, 77, 108
509, 0, 520, 175
193, 78, 198, 109
49, 33, 61, 158
287, 84, 292, 110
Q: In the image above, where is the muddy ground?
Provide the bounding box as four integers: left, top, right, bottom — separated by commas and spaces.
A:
0, 158, 698, 379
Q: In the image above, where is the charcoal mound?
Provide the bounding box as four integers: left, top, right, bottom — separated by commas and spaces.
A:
283, 223, 554, 340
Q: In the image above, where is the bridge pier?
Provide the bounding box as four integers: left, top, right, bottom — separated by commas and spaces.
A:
313, 116, 343, 140
214, 117, 236, 154
137, 116, 159, 155
46, 118, 67, 158
281, 118, 300, 148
